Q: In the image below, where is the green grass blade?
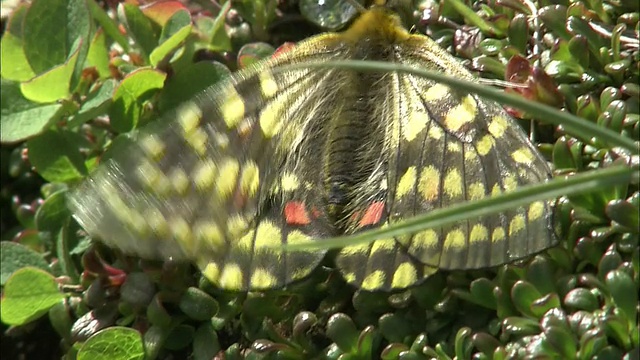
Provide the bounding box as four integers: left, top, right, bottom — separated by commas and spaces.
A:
279, 60, 638, 153
284, 165, 636, 251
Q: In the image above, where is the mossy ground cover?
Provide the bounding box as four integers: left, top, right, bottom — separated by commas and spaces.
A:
1, 0, 638, 359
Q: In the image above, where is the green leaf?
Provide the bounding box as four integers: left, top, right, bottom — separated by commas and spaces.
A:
85, 29, 111, 79
1, 267, 65, 325
208, 1, 232, 51
0, 80, 64, 143
0, 4, 36, 81
118, 3, 159, 60
0, 242, 50, 285
149, 10, 193, 66
109, 68, 166, 132
87, 0, 130, 52
194, 323, 221, 360
27, 130, 88, 182
69, 79, 116, 127
178, 287, 219, 321
605, 270, 638, 324
35, 189, 71, 233
446, 0, 504, 36
20, 43, 81, 103
77, 327, 145, 360
22, 0, 90, 75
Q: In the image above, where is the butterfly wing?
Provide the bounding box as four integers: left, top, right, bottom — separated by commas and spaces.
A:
69, 34, 351, 290
335, 35, 556, 291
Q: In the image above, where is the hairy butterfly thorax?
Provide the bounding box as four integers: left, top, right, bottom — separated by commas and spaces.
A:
70, 3, 557, 291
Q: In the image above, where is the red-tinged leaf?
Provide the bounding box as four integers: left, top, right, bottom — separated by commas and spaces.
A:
141, 1, 189, 26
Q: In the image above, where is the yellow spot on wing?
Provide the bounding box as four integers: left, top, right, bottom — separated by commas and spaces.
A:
512, 147, 535, 164
239, 161, 260, 197
529, 202, 545, 221
468, 182, 485, 200
194, 221, 224, 249
185, 128, 208, 156
444, 229, 466, 249
392, 262, 418, 288
219, 264, 243, 290
340, 242, 370, 256
371, 239, 395, 254
403, 104, 427, 141
221, 86, 245, 128
469, 224, 488, 243
259, 71, 278, 98
509, 214, 526, 236
169, 217, 193, 250
423, 83, 450, 102
215, 158, 240, 198
444, 95, 476, 132
396, 166, 417, 199
281, 172, 300, 192
237, 230, 255, 251
503, 175, 518, 192
464, 148, 478, 161
343, 272, 356, 283
255, 221, 282, 249
169, 168, 189, 195
193, 159, 217, 191
177, 103, 202, 134
410, 229, 438, 253
139, 135, 165, 160
202, 262, 220, 283
489, 115, 508, 137
287, 230, 312, 245
476, 135, 494, 156
145, 208, 168, 238
259, 98, 285, 138
447, 142, 461, 152
444, 169, 463, 198
491, 184, 502, 196
418, 166, 440, 201
228, 215, 248, 238
362, 270, 385, 290
250, 269, 277, 289
428, 125, 443, 139
492, 227, 506, 242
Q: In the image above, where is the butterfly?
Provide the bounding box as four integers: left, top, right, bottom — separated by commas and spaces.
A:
68, 1, 556, 291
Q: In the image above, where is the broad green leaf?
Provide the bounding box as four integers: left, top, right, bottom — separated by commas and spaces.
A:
149, 10, 193, 66
69, 79, 116, 127
85, 29, 111, 79
118, 3, 159, 59
0, 80, 64, 143
208, 1, 232, 51
23, 0, 90, 75
1, 267, 65, 326
20, 44, 81, 103
27, 130, 88, 182
109, 68, 166, 132
0, 4, 36, 81
77, 327, 145, 360
0, 242, 50, 285
77, 326, 144, 360
35, 189, 71, 233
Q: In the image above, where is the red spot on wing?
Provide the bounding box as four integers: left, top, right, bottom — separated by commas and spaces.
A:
358, 201, 386, 227
284, 201, 311, 225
